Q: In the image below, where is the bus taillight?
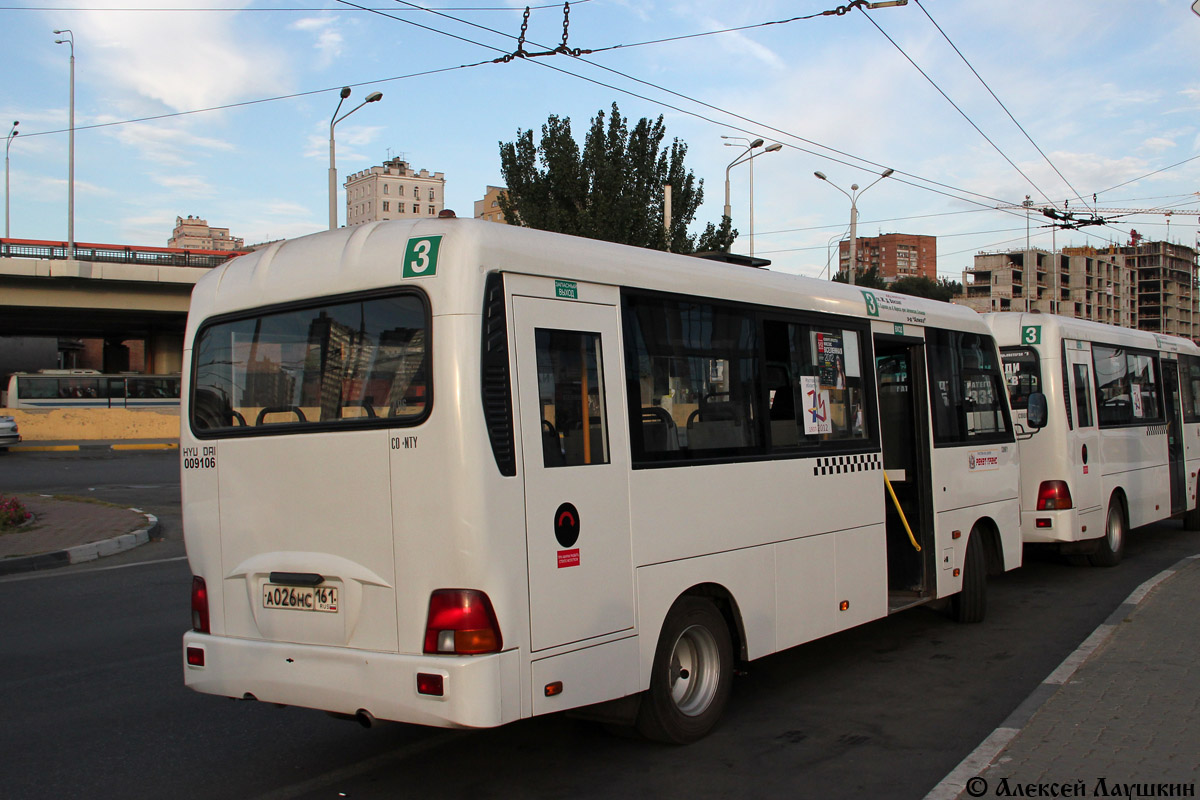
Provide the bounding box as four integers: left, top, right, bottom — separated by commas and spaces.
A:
424, 589, 503, 655
191, 576, 210, 633
1036, 481, 1073, 510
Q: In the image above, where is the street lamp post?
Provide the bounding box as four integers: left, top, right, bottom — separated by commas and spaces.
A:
813, 167, 894, 285
723, 137, 782, 257
824, 230, 848, 280
5, 121, 17, 239
54, 30, 74, 259
328, 87, 383, 230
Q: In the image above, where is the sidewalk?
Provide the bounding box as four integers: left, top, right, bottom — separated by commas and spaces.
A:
929, 555, 1200, 798
7, 438, 177, 452
0, 494, 160, 576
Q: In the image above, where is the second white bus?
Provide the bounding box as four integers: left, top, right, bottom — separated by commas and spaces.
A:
182, 217, 1023, 742
985, 312, 1200, 565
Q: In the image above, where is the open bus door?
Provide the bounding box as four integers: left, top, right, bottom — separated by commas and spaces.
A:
873, 332, 936, 613
1161, 359, 1187, 515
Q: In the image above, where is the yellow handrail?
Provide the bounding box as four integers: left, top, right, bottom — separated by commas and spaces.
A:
883, 471, 921, 552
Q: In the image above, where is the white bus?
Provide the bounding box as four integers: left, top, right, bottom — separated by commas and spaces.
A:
984, 312, 1200, 566
181, 217, 1021, 743
2, 370, 181, 409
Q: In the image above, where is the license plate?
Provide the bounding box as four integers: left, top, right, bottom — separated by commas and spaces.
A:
262, 583, 338, 613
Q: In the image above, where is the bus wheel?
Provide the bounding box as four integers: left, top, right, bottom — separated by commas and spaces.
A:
1183, 502, 1200, 531
1089, 500, 1125, 567
949, 530, 987, 624
637, 597, 733, 744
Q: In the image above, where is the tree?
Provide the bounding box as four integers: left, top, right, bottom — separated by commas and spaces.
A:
498, 103, 736, 254
832, 267, 888, 290
886, 276, 965, 303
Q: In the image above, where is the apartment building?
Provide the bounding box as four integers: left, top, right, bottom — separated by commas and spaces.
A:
168, 216, 244, 251
474, 185, 508, 224
838, 233, 936, 281
344, 158, 445, 226
957, 241, 1198, 339
1109, 240, 1199, 339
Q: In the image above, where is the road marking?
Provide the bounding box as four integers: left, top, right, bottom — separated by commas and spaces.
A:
0, 555, 188, 583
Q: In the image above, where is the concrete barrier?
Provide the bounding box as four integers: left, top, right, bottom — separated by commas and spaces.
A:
1, 407, 180, 441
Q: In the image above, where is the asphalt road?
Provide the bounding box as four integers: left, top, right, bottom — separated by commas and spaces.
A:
2, 450, 1198, 799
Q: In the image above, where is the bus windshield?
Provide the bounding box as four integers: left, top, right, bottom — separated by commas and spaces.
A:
190, 291, 429, 433
1001, 346, 1040, 410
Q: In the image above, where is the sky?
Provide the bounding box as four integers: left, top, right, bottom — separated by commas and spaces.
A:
2, 0, 1199, 281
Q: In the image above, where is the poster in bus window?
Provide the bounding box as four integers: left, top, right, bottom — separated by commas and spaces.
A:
801, 376, 832, 435
1131, 383, 1144, 418
810, 331, 845, 389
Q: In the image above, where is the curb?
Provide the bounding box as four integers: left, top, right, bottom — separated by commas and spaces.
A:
0, 512, 160, 577
8, 442, 178, 452
922, 553, 1200, 800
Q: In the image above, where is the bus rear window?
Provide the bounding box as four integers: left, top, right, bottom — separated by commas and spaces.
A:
191, 291, 429, 434
1001, 346, 1040, 411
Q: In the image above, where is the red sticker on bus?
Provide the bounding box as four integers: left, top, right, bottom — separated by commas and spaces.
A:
557, 549, 580, 569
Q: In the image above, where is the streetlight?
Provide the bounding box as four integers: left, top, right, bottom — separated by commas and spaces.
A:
723, 136, 783, 257
813, 167, 893, 285
328, 87, 383, 230
824, 229, 848, 280
5, 121, 17, 240
54, 30, 74, 259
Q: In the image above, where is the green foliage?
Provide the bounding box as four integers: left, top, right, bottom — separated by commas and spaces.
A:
889, 276, 951, 302
885, 276, 965, 303
832, 267, 888, 289
498, 103, 736, 254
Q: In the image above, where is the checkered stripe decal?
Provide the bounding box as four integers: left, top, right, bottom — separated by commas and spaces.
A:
813, 453, 881, 476
1146, 424, 1168, 436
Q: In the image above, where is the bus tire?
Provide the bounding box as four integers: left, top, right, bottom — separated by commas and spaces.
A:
1089, 500, 1126, 567
1183, 502, 1200, 532
636, 596, 733, 744
949, 531, 987, 624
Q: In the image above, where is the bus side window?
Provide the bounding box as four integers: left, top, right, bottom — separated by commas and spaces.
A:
535, 329, 610, 468
1072, 363, 1094, 428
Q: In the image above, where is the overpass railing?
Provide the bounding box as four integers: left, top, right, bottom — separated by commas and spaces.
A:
0, 238, 247, 269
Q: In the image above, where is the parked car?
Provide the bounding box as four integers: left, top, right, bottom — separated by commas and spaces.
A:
0, 415, 20, 450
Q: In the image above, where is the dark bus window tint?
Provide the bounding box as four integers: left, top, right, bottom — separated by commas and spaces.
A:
927, 329, 1012, 446
623, 294, 761, 462
1181, 355, 1200, 424
1000, 346, 1040, 411
1093, 344, 1130, 426
535, 329, 609, 468
763, 320, 869, 448
192, 291, 429, 434
1072, 363, 1095, 428
1094, 344, 1161, 427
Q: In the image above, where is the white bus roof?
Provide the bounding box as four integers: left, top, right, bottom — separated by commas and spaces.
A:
982, 311, 1200, 356
188, 217, 989, 336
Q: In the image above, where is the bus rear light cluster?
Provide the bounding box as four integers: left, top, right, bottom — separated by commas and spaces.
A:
423, 589, 502, 655
186, 646, 205, 667
1036, 480, 1073, 510
191, 576, 210, 634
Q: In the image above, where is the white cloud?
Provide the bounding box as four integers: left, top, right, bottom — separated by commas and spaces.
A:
304, 122, 385, 161
103, 123, 234, 167
290, 15, 344, 70
151, 174, 217, 196
1140, 137, 1176, 154
67, 0, 292, 113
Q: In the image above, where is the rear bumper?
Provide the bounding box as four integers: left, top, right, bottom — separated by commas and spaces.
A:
183, 632, 522, 729
1021, 505, 1103, 544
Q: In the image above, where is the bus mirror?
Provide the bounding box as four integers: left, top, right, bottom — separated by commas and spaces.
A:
1026, 392, 1048, 430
